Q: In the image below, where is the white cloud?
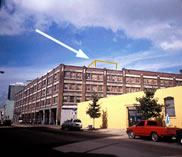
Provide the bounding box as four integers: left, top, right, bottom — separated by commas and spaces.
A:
73, 49, 172, 70
1, 0, 182, 51
160, 40, 182, 50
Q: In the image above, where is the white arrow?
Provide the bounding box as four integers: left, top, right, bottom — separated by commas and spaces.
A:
35, 29, 89, 59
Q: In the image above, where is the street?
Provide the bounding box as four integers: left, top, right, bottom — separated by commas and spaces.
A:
0, 126, 114, 157
0, 126, 182, 157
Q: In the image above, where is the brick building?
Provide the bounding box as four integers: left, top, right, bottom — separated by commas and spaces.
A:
14, 64, 182, 125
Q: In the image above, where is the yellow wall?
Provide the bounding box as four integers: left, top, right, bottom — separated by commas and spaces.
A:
77, 86, 182, 129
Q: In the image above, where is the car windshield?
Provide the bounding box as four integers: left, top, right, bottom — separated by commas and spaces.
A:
73, 119, 81, 122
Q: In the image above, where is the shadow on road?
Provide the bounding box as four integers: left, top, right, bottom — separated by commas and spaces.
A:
0, 126, 117, 157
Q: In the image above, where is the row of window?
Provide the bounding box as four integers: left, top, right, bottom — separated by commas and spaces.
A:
176, 80, 182, 86
107, 86, 123, 93
126, 77, 140, 84
64, 83, 82, 90
15, 85, 59, 106
16, 76, 182, 100
86, 85, 103, 92
64, 72, 123, 83
16, 97, 59, 112
64, 71, 82, 79
144, 78, 157, 85
160, 80, 173, 86
126, 87, 140, 93
23, 73, 60, 97
63, 96, 81, 103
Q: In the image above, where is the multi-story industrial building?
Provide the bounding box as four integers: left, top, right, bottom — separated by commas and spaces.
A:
14, 64, 182, 125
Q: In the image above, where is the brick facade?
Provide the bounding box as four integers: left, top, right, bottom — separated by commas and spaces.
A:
14, 64, 182, 125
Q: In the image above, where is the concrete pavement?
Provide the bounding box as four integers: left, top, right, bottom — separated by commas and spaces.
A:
54, 130, 182, 157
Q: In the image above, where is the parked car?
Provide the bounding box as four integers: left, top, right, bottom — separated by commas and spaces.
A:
61, 119, 82, 130
3, 120, 11, 126
126, 120, 179, 142
176, 129, 182, 144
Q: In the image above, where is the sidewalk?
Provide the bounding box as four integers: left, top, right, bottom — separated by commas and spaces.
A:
83, 128, 127, 137
12, 123, 127, 136
53, 129, 129, 157
12, 123, 127, 137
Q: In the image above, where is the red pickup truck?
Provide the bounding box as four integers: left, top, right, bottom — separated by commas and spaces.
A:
127, 120, 179, 142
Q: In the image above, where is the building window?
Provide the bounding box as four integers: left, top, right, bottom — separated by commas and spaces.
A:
77, 84, 82, 90
42, 80, 46, 87
41, 100, 45, 106
76, 73, 82, 79
98, 75, 103, 81
112, 76, 117, 82
164, 97, 176, 117
107, 75, 111, 81
70, 84, 76, 90
42, 89, 46, 97
117, 76, 123, 82
53, 84, 59, 92
91, 85, 97, 92
54, 72, 59, 81
63, 84, 69, 90
36, 102, 40, 108
86, 73, 91, 80
118, 86, 123, 93
160, 80, 173, 86
63, 96, 68, 103
53, 96, 58, 104
86, 97, 91, 101
70, 96, 75, 103
70, 72, 76, 79
76, 97, 81, 103
98, 85, 103, 91
46, 99, 51, 105
37, 92, 41, 99
64, 71, 70, 78
107, 86, 111, 92
176, 80, 182, 86
127, 77, 141, 84
47, 87, 52, 95
47, 76, 53, 84
92, 74, 98, 80
86, 85, 91, 91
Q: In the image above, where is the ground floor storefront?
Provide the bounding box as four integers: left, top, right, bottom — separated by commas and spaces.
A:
14, 106, 78, 125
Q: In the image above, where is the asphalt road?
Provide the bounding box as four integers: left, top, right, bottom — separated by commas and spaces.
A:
0, 126, 115, 157
0, 126, 182, 157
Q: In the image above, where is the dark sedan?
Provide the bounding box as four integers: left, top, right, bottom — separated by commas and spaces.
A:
176, 129, 182, 145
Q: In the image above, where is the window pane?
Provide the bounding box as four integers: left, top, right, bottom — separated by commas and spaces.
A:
137, 121, 145, 126
147, 121, 158, 126
166, 108, 175, 117
92, 74, 98, 80
63, 96, 68, 102
70, 96, 75, 102
86, 73, 91, 79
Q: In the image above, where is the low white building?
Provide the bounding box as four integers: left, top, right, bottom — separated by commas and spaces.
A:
4, 100, 14, 120
0, 107, 5, 124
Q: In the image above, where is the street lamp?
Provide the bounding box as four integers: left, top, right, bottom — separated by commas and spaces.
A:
0, 71, 4, 74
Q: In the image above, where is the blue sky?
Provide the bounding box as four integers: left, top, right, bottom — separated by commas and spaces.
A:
0, 0, 182, 106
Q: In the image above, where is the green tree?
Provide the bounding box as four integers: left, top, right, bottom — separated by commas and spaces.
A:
86, 93, 101, 128
135, 89, 162, 120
